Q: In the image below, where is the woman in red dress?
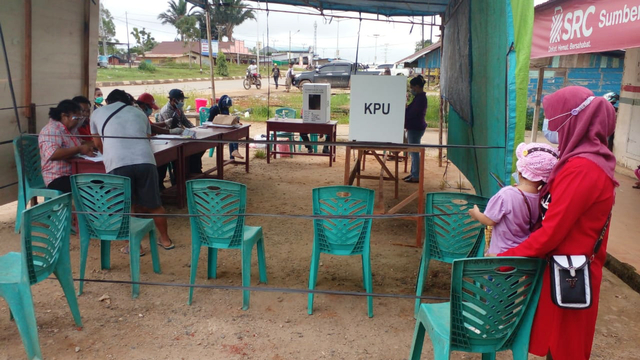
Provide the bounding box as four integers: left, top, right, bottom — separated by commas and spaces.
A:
499, 86, 617, 360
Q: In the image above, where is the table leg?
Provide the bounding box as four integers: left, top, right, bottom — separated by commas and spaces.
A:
416, 149, 426, 247
266, 127, 271, 164
343, 146, 351, 185
177, 147, 187, 209
374, 152, 387, 214
394, 153, 399, 199
244, 130, 250, 173
216, 142, 224, 179
329, 129, 333, 167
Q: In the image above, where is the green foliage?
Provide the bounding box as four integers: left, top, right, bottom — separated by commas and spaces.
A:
216, 51, 229, 76
138, 61, 157, 72
415, 39, 434, 53
212, 0, 256, 41
158, 0, 201, 41
130, 27, 157, 58
99, 4, 118, 56
525, 107, 545, 131
254, 150, 267, 159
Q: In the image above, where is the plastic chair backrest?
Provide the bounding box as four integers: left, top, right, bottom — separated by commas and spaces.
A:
424, 192, 489, 262
70, 174, 132, 241
186, 179, 246, 248
448, 257, 545, 353
13, 136, 47, 191
312, 186, 374, 255
199, 107, 211, 123
21, 194, 72, 285
275, 107, 297, 119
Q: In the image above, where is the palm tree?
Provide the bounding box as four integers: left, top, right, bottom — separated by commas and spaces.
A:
213, 0, 256, 41
158, 0, 201, 41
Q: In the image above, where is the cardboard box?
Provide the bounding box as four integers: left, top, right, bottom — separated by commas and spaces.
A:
302, 83, 331, 123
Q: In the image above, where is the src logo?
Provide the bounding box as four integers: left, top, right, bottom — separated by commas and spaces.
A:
550, 7, 563, 43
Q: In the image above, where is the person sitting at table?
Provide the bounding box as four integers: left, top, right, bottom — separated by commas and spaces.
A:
91, 89, 175, 253
72, 96, 93, 139
39, 100, 96, 193
208, 94, 244, 160
135, 92, 170, 135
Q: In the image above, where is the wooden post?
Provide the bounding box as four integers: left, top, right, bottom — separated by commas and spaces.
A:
24, 0, 32, 121
205, 4, 216, 100
82, 0, 90, 97
28, 103, 36, 134
531, 67, 544, 142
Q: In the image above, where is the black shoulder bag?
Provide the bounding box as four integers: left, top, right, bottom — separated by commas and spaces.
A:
100, 104, 128, 137
549, 213, 611, 309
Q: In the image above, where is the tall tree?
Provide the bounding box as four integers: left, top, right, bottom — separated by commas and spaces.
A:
212, 0, 256, 41
196, 10, 219, 41
130, 27, 158, 59
415, 39, 433, 53
158, 0, 201, 41
100, 4, 117, 56
175, 16, 200, 68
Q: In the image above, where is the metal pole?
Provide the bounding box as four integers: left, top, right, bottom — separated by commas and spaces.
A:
126, 12, 131, 68
289, 30, 291, 61
438, 16, 444, 167
531, 67, 544, 142
336, 21, 340, 58
205, 2, 216, 100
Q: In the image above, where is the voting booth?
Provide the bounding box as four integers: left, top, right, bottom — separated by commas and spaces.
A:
348, 75, 407, 143
302, 83, 331, 123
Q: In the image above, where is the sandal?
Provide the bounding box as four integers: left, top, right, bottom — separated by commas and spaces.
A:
120, 245, 146, 257
157, 240, 175, 250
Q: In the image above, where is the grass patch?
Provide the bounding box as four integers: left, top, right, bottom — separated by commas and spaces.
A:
97, 63, 271, 82
254, 149, 267, 159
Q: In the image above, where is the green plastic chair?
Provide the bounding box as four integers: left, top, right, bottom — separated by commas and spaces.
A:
0, 194, 82, 360
308, 186, 375, 317
70, 174, 161, 299
13, 136, 62, 233
272, 107, 297, 156
409, 257, 545, 360
199, 107, 210, 125
186, 179, 267, 310
415, 192, 489, 316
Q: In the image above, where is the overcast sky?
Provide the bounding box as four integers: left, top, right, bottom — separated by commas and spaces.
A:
102, 0, 548, 64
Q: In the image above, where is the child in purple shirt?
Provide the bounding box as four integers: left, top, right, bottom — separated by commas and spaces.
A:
469, 142, 559, 254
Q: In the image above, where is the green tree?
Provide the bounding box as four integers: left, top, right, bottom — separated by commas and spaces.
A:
175, 16, 200, 69
100, 4, 118, 56
216, 51, 229, 76
158, 0, 201, 41
415, 39, 434, 53
130, 27, 158, 59
196, 10, 219, 41
212, 0, 256, 41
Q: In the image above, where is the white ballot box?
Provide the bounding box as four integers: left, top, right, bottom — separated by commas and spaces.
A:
302, 83, 331, 123
349, 75, 407, 143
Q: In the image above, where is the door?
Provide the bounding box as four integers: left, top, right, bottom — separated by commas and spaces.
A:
333, 64, 352, 88
314, 64, 335, 84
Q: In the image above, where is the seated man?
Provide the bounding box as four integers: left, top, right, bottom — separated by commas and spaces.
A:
39, 100, 95, 193
157, 89, 205, 181
72, 96, 93, 138
208, 95, 243, 160
248, 60, 258, 80
91, 89, 174, 251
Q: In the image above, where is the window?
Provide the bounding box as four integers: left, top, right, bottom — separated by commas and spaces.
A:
319, 65, 335, 73
335, 65, 350, 73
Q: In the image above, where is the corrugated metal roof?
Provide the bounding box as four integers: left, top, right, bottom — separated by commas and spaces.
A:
252, 0, 450, 17
395, 41, 441, 64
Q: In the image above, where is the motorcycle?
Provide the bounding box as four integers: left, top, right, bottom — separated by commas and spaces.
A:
243, 69, 262, 90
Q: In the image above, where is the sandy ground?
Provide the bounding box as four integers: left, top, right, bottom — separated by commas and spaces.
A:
1, 122, 640, 360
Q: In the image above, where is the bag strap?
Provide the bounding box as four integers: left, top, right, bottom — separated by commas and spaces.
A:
592, 213, 612, 259
101, 104, 128, 137
516, 188, 534, 232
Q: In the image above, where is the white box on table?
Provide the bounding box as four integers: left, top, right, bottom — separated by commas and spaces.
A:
302, 83, 331, 123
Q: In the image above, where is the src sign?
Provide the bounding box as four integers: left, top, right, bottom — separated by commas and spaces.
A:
532, 0, 640, 58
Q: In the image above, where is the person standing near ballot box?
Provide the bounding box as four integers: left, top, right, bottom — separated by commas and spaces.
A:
403, 75, 428, 183
91, 89, 174, 252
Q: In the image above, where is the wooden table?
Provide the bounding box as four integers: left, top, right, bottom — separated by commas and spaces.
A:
344, 146, 426, 247
185, 125, 250, 180
70, 139, 186, 208
266, 119, 337, 167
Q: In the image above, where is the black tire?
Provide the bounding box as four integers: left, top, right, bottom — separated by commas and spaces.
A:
298, 80, 310, 88
255, 78, 262, 89
243, 78, 251, 90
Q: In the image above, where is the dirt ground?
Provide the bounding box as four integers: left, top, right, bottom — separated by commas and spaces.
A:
1, 122, 640, 360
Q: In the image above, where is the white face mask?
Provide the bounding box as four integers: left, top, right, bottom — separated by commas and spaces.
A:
544, 96, 595, 145
542, 118, 558, 144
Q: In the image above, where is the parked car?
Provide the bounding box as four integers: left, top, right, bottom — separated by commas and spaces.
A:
293, 61, 378, 89
368, 63, 413, 76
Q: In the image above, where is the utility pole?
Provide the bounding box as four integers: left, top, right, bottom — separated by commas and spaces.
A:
125, 12, 131, 68
421, 16, 424, 50
335, 20, 343, 59
384, 43, 388, 63
205, 1, 216, 100
371, 34, 380, 64
289, 29, 299, 62
313, 21, 318, 66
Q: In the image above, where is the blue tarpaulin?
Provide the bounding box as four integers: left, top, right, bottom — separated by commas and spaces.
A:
253, 0, 449, 17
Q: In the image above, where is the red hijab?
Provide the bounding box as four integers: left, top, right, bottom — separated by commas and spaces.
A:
542, 86, 618, 189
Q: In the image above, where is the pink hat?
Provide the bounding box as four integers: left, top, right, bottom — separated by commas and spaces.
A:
516, 142, 559, 183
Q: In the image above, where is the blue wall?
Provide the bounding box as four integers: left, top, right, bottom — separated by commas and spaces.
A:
418, 47, 441, 69
528, 54, 624, 107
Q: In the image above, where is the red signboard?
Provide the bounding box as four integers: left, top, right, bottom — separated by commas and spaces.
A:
532, 0, 640, 58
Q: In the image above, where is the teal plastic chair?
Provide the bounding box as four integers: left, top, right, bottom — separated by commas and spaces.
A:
186, 179, 267, 310
415, 192, 489, 316
13, 136, 62, 233
409, 257, 545, 360
272, 107, 297, 156
308, 186, 375, 317
71, 174, 161, 298
0, 194, 82, 360
199, 106, 210, 125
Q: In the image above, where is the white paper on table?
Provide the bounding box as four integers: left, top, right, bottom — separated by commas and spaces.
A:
151, 139, 170, 145
200, 122, 240, 129
154, 134, 184, 140
78, 152, 104, 162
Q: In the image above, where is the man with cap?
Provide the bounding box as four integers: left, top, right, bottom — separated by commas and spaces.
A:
136, 93, 170, 135
157, 89, 204, 176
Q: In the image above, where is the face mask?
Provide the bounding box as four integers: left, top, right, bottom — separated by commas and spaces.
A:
542, 118, 559, 144
144, 107, 153, 117
410, 90, 417, 96
511, 171, 520, 185
95, 96, 104, 104
176, 101, 184, 110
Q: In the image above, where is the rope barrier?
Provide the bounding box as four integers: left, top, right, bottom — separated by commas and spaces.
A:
54, 277, 450, 302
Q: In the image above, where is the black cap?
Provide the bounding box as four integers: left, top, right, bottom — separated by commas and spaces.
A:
168, 89, 187, 100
